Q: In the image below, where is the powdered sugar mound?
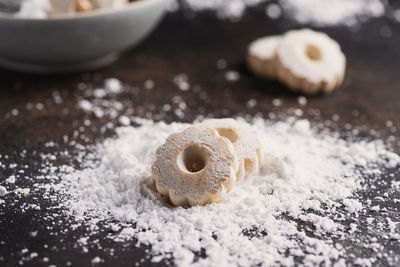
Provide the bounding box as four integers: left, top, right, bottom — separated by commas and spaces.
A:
279, 0, 385, 26
16, 0, 50, 19
55, 117, 399, 266
172, 0, 385, 25
181, 0, 264, 20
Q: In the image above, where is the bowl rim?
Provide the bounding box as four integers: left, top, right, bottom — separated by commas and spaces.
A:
0, 0, 167, 21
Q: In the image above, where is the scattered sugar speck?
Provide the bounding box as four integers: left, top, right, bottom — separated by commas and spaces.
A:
216, 59, 228, 70
118, 116, 131, 126
225, 70, 240, 82
91, 256, 102, 264
105, 78, 123, 94
266, 3, 282, 19
144, 80, 155, 90
298, 96, 307, 106
246, 99, 257, 108
6, 175, 16, 184
0, 186, 7, 197
272, 98, 282, 107
173, 74, 190, 91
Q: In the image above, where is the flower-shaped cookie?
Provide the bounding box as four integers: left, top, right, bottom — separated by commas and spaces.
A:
152, 126, 238, 206
199, 118, 263, 180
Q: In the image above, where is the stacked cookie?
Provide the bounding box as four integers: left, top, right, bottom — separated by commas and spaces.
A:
152, 119, 263, 206
247, 29, 346, 94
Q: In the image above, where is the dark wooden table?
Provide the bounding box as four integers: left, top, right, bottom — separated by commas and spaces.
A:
0, 3, 399, 266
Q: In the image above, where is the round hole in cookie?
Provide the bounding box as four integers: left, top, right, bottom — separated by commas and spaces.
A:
216, 128, 239, 143
305, 44, 322, 61
178, 145, 208, 173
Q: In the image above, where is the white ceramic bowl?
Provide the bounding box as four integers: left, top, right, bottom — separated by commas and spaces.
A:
0, 0, 168, 73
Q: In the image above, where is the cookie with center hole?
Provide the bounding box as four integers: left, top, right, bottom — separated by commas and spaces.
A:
276, 29, 346, 94
152, 126, 238, 206
199, 118, 263, 180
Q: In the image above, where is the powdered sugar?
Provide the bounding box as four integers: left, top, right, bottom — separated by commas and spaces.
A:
12, 0, 129, 18
249, 35, 280, 60
180, 0, 263, 20
16, 0, 50, 19
1, 89, 399, 265
0, 74, 399, 265
44, 116, 400, 266
0, 185, 7, 196
8, 0, 387, 26
174, 0, 386, 25
279, 0, 385, 26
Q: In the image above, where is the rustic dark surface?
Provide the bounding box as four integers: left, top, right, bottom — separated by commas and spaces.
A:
0, 3, 400, 267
